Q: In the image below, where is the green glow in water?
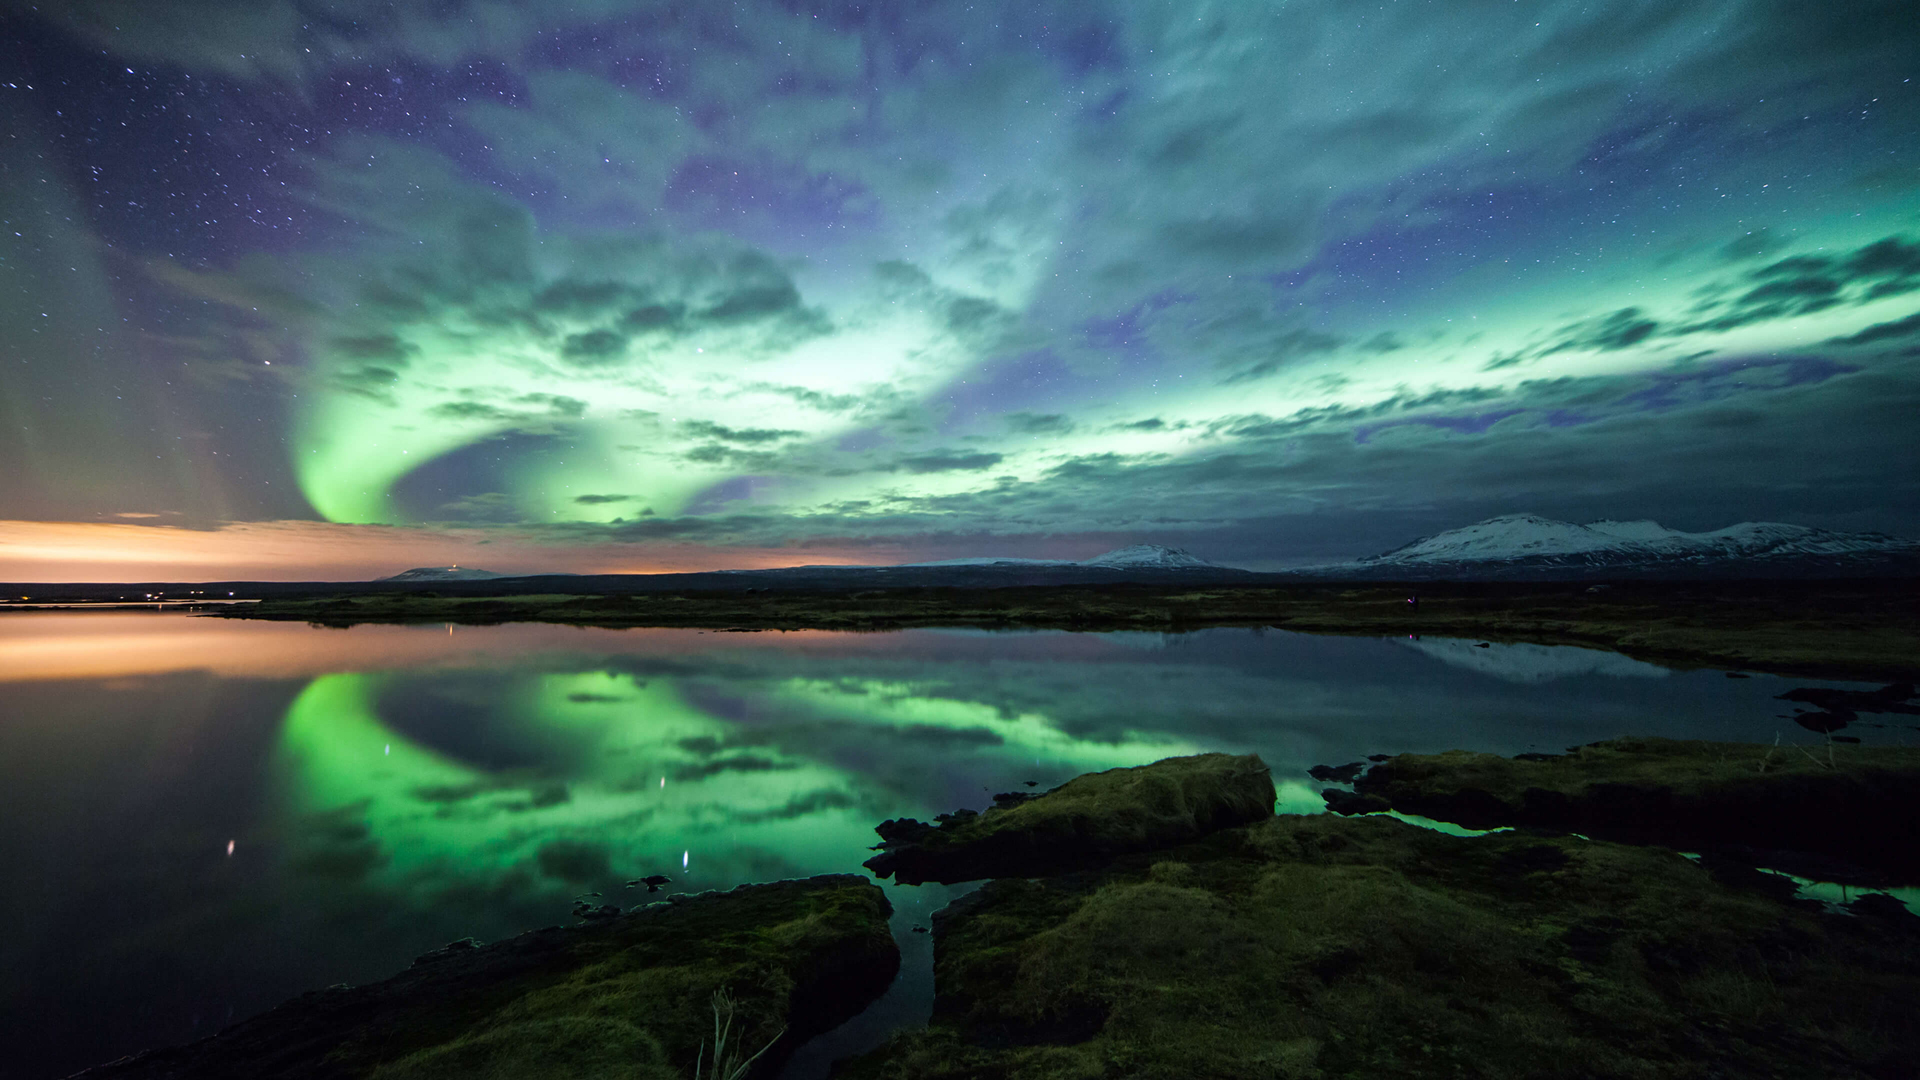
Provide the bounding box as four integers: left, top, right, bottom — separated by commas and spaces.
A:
274, 665, 1206, 907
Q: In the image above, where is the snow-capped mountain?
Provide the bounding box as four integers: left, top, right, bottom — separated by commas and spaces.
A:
1082, 545, 1218, 569
379, 566, 504, 582
904, 545, 1219, 570
1350, 513, 1919, 578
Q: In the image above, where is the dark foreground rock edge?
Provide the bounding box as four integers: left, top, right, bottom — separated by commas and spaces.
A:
71, 875, 899, 1080
837, 813, 1920, 1080
1346, 737, 1920, 885
866, 752, 1276, 885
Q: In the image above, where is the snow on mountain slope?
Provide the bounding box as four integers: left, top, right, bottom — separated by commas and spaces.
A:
379, 566, 503, 581
1363, 514, 1918, 569
899, 545, 1221, 570
1082, 545, 1218, 569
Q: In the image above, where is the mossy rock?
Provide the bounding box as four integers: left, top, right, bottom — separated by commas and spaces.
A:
1351, 738, 1920, 883
865, 753, 1276, 885
78, 875, 897, 1080
843, 816, 1920, 1079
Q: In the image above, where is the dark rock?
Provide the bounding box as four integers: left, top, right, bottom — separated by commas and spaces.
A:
873, 818, 936, 846
75, 875, 898, 1080
990, 790, 1036, 809
1714, 845, 1886, 888
410, 939, 482, 967
1725, 671, 1750, 678
1779, 684, 1920, 715
1693, 850, 1802, 901
1308, 761, 1365, 783
1321, 788, 1391, 816
864, 753, 1276, 885
1367, 753, 1391, 762
1849, 892, 1920, 927
840, 815, 1920, 1079
1351, 738, 1920, 882
1793, 710, 1854, 733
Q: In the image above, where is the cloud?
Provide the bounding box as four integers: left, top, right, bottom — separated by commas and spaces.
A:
681, 421, 803, 444
896, 450, 1005, 474
11, 0, 1919, 552
1829, 310, 1920, 347
1004, 412, 1075, 435
535, 839, 611, 882
667, 755, 798, 782
1677, 233, 1920, 334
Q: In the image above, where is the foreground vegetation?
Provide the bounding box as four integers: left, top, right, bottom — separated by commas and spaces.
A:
846, 751, 1920, 1080
1347, 736, 1920, 883
216, 579, 1920, 681
72, 750, 1920, 1079
78, 877, 896, 1080
846, 813, 1920, 1079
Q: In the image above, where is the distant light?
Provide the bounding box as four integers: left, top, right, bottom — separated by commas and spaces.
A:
226, 840, 235, 856
682, 850, 689, 869
660, 776, 666, 788
384, 743, 390, 756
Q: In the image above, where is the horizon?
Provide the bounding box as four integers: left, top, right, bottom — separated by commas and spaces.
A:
3, 3, 1917, 578
4, 510, 1914, 584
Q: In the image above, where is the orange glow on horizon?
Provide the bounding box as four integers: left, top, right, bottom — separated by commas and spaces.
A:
0, 520, 893, 582
0, 612, 1001, 683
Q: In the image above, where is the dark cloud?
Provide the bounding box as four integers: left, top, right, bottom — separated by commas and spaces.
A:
667, 755, 798, 782
1719, 229, 1786, 262
1004, 412, 1074, 435
535, 840, 611, 883
559, 328, 629, 364
425, 394, 588, 425
731, 789, 861, 823
1679, 234, 1920, 334
681, 421, 803, 444
897, 450, 1004, 473
1580, 308, 1660, 352
1828, 310, 1920, 346
1220, 328, 1345, 384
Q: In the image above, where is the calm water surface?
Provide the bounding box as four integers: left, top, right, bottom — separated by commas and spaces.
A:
1, 612, 1905, 1078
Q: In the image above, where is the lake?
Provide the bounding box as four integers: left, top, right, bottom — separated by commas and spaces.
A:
0, 612, 1903, 1079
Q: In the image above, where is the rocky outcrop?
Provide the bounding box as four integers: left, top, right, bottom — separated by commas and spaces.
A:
1344, 737, 1920, 883
74, 875, 897, 1080
842, 814, 1920, 1079
864, 753, 1276, 885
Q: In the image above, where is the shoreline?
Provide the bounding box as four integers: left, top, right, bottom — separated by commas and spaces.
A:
189, 580, 1920, 683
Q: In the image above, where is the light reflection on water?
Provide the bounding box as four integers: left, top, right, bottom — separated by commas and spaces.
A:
0, 613, 1907, 1079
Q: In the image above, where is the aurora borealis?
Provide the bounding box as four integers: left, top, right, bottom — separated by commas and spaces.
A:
3, 1, 1918, 575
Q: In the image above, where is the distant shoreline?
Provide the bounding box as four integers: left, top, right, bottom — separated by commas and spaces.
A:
165, 579, 1916, 684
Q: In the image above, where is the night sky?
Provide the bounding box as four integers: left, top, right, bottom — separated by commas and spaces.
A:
3, 1, 1917, 578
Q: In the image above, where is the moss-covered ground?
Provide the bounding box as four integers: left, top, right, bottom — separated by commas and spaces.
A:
80, 875, 896, 1080
843, 815, 1920, 1079
1351, 738, 1920, 883
867, 753, 1276, 885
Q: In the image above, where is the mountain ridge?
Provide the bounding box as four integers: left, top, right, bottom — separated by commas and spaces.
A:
1340, 513, 1919, 578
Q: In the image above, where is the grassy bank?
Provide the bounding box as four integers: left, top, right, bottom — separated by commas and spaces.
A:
212, 579, 1920, 682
